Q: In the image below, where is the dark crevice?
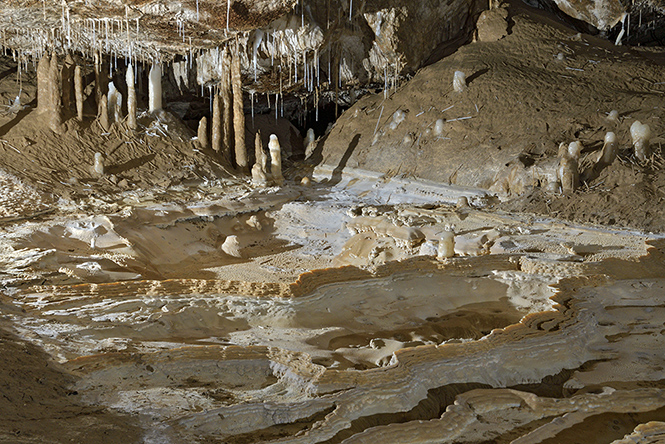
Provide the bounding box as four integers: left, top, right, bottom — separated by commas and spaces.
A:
222, 405, 336, 444
318, 365, 593, 444
320, 383, 492, 444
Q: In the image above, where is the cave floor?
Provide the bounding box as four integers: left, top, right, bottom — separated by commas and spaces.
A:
1, 167, 664, 443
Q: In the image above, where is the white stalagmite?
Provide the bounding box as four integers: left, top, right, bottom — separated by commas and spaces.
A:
107, 81, 122, 123
252, 130, 268, 185
600, 132, 617, 165
126, 64, 137, 129
607, 109, 620, 122
232, 48, 247, 171
630, 121, 651, 161
438, 231, 455, 259
212, 90, 222, 153
305, 128, 316, 158
198, 116, 209, 149
268, 134, 284, 185
568, 141, 583, 160
74, 65, 84, 121
93, 152, 104, 176
433, 119, 445, 136
453, 71, 467, 93
148, 63, 162, 112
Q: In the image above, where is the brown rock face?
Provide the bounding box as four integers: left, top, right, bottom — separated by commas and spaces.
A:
476, 7, 509, 42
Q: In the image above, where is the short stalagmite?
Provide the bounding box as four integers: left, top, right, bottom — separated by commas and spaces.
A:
126, 64, 137, 130
453, 71, 467, 93
558, 154, 578, 194
231, 48, 247, 171
600, 132, 617, 166
268, 134, 284, 185
631, 121, 652, 162
198, 116, 209, 149
212, 90, 222, 153
148, 63, 163, 113
74, 65, 84, 121
92, 152, 105, 177
438, 231, 455, 259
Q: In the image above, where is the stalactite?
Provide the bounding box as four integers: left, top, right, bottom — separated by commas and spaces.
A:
198, 116, 209, 149
126, 63, 137, 129
74, 65, 84, 121
231, 45, 247, 171
212, 89, 222, 153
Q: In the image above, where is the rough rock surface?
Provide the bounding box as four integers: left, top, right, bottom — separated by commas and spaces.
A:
316, 1, 665, 231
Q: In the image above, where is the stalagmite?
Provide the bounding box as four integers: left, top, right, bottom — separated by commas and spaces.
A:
453, 71, 467, 93
568, 141, 583, 160
74, 65, 84, 121
221, 49, 233, 162
197, 116, 209, 149
93, 152, 104, 177
438, 231, 455, 259
305, 128, 316, 158
268, 134, 284, 185
126, 64, 137, 129
252, 130, 268, 185
48, 52, 62, 131
434, 119, 445, 136
558, 153, 578, 194
148, 63, 162, 112
61, 54, 75, 114
107, 81, 122, 123
99, 94, 110, 132
36, 53, 50, 114
232, 48, 247, 171
631, 121, 652, 161
212, 90, 222, 153
600, 132, 617, 165
607, 109, 620, 122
